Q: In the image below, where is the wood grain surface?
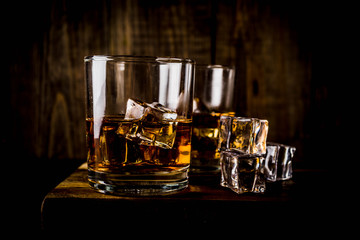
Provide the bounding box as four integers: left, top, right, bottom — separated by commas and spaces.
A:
41, 163, 333, 232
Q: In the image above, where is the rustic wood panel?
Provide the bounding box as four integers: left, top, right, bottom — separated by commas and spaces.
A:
214, 0, 313, 161
3, 0, 338, 186
7, 0, 214, 163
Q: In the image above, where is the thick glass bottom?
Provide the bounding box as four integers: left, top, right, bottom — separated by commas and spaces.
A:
190, 158, 220, 174
88, 169, 188, 196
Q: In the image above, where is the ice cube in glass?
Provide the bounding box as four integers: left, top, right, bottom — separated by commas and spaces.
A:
125, 98, 148, 119
124, 98, 178, 149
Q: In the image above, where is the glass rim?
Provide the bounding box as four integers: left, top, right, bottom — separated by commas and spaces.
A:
84, 55, 195, 64
196, 64, 235, 70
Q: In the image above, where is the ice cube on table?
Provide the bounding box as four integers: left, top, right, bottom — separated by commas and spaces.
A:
220, 150, 265, 194
218, 116, 268, 155
124, 98, 178, 149
255, 119, 269, 154
263, 145, 280, 182
267, 142, 296, 180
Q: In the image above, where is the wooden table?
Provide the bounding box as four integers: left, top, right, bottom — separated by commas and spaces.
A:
41, 163, 332, 233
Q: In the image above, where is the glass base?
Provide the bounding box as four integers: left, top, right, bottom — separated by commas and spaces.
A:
190, 166, 220, 174
88, 169, 188, 196
190, 158, 220, 174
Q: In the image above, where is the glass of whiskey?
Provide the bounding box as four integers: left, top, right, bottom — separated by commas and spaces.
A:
85, 55, 195, 195
191, 65, 236, 173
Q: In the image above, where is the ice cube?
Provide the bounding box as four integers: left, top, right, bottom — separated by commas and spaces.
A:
255, 119, 269, 154
115, 119, 134, 136
220, 150, 265, 194
125, 98, 147, 119
124, 99, 178, 149
148, 102, 177, 121
267, 142, 296, 180
218, 116, 268, 155
263, 145, 280, 182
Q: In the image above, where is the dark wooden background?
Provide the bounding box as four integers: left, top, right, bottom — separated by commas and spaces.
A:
2, 0, 350, 229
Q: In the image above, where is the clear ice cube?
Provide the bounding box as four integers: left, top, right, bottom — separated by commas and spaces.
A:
255, 119, 269, 154
219, 116, 268, 155
124, 98, 178, 149
220, 150, 265, 194
267, 142, 296, 180
125, 98, 147, 120
148, 102, 177, 121
263, 145, 280, 182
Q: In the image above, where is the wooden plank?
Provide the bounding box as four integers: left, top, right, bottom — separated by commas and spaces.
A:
44, 163, 292, 202
41, 163, 332, 232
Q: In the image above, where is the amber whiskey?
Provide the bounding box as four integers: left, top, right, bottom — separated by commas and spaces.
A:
86, 116, 191, 174
191, 112, 235, 172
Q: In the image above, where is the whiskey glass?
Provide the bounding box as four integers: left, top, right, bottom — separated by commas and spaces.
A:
85, 55, 195, 195
191, 64, 236, 173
